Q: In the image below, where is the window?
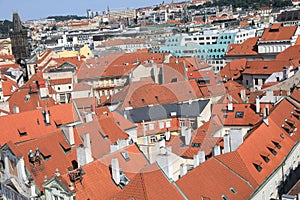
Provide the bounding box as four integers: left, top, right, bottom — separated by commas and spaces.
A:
253, 163, 262, 172
235, 112, 244, 118
261, 154, 270, 163
246, 80, 249, 85
68, 86, 71, 90
268, 147, 277, 156
150, 135, 157, 143
180, 120, 185, 127
143, 124, 148, 131
57, 87, 61, 90
191, 143, 200, 148
272, 141, 281, 149
254, 78, 259, 85
159, 121, 164, 129
221, 195, 229, 200
160, 134, 165, 140
149, 123, 154, 130
166, 120, 171, 128
230, 187, 237, 194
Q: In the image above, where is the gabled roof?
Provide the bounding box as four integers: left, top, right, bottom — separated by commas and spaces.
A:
176, 157, 254, 199
0, 103, 80, 146
242, 60, 293, 75
226, 37, 259, 57
74, 120, 111, 159
8, 89, 55, 113
111, 163, 184, 200
12, 131, 77, 191
220, 58, 247, 81
212, 103, 262, 126
260, 24, 297, 42
109, 80, 203, 110
122, 100, 209, 123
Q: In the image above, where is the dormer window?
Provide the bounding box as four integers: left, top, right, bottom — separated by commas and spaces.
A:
260, 153, 270, 163
267, 147, 277, 156
253, 162, 262, 172
272, 141, 281, 149
230, 187, 237, 194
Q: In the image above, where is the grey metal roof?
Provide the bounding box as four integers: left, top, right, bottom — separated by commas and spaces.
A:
119, 100, 209, 123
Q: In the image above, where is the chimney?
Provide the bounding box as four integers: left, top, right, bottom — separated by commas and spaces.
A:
55, 168, 60, 177
42, 110, 50, 124
240, 89, 246, 102
153, 63, 159, 84
158, 139, 165, 148
78, 54, 81, 61
228, 95, 233, 111
17, 157, 29, 184
193, 154, 200, 168
198, 150, 206, 164
83, 133, 93, 164
182, 127, 191, 146
179, 163, 187, 177
224, 134, 231, 153
255, 96, 260, 114
213, 145, 221, 156
63, 126, 75, 146
165, 129, 171, 141
69, 183, 74, 191
156, 152, 173, 180
265, 104, 269, 116
230, 129, 243, 151
111, 158, 120, 185
263, 117, 269, 126
183, 61, 188, 81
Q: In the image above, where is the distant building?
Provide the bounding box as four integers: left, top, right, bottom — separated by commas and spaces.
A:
9, 13, 30, 61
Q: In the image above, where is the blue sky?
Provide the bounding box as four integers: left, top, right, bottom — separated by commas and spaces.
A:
0, 0, 170, 20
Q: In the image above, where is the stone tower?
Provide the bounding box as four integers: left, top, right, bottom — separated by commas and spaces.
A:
9, 13, 30, 61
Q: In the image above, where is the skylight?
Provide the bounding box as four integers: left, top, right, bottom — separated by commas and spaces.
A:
235, 112, 244, 118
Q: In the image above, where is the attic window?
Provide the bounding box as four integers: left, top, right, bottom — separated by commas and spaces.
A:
272, 141, 281, 149
60, 141, 72, 154
267, 147, 277, 156
18, 128, 27, 137
230, 187, 237, 194
221, 195, 229, 200
235, 112, 244, 118
263, 66, 268, 69
253, 163, 262, 172
260, 154, 270, 163
121, 151, 130, 162
191, 143, 200, 148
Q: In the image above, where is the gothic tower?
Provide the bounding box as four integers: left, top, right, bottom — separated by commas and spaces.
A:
9, 13, 30, 61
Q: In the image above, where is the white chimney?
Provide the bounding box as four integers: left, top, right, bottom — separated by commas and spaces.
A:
13, 105, 19, 114
193, 154, 200, 168
84, 133, 93, 164
263, 117, 269, 126
165, 130, 171, 141
45, 112, 50, 124
198, 150, 206, 164
78, 54, 81, 61
179, 163, 187, 177
265, 104, 269, 116
230, 129, 243, 151
158, 139, 165, 148
224, 134, 231, 153
228, 102, 233, 111
184, 127, 192, 146
112, 158, 120, 185
63, 126, 75, 146
213, 145, 221, 156
256, 96, 260, 114
240, 89, 246, 102
69, 183, 74, 191
85, 113, 93, 123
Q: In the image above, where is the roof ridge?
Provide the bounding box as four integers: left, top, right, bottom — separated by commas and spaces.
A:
213, 156, 255, 190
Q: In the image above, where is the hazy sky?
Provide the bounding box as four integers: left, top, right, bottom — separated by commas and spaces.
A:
0, 0, 170, 20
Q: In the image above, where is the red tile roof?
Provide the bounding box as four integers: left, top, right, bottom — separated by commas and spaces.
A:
260, 24, 297, 41
176, 157, 254, 199
220, 58, 247, 81
226, 37, 259, 57
12, 131, 77, 191
212, 103, 262, 126
0, 103, 80, 146
8, 89, 55, 113
111, 163, 184, 200
242, 60, 294, 75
